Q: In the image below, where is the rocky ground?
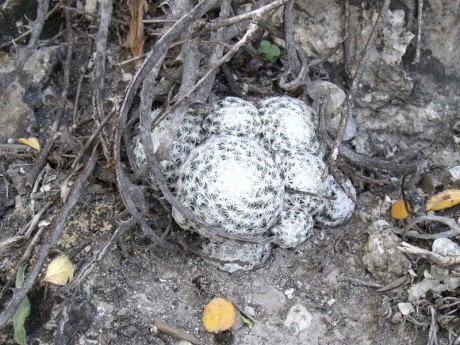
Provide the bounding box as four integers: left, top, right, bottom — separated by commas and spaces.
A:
1, 0, 459, 344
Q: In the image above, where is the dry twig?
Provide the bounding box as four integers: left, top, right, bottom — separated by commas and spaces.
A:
26, 3, 74, 187
325, 0, 390, 167
399, 242, 460, 267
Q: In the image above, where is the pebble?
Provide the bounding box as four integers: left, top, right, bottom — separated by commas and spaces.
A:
448, 165, 460, 181
284, 304, 312, 335
244, 306, 256, 317
284, 288, 295, 299
326, 299, 336, 307
397, 303, 414, 316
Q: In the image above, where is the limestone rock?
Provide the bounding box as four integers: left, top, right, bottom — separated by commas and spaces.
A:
0, 46, 60, 142
362, 220, 411, 284
284, 304, 312, 336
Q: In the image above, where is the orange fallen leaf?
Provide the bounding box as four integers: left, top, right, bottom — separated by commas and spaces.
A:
122, 0, 148, 60
426, 189, 460, 212
391, 199, 410, 220
202, 297, 236, 333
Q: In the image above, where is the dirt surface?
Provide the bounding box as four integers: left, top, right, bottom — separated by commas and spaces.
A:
1, 0, 460, 344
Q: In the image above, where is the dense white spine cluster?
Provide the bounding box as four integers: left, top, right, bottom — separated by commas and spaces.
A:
175, 109, 203, 145
271, 205, 314, 248
281, 154, 325, 194
259, 96, 320, 155
136, 97, 357, 272
133, 109, 203, 190
203, 97, 261, 138
174, 135, 284, 236
316, 175, 356, 227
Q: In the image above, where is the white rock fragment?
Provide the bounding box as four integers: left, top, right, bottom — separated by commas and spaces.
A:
381, 10, 415, 65
329, 112, 357, 141
448, 165, 460, 181
284, 304, 312, 335
362, 220, 411, 284
397, 303, 414, 316
244, 306, 256, 317
284, 288, 295, 299
408, 280, 448, 302
432, 238, 460, 257
326, 299, 336, 307
430, 238, 460, 288
307, 80, 346, 116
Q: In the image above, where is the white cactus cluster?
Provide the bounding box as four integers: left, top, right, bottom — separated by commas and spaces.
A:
133, 96, 356, 272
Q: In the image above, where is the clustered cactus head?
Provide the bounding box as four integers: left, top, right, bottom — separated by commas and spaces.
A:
203, 97, 261, 138
259, 96, 320, 156
271, 205, 315, 248
316, 175, 356, 227
134, 96, 356, 272
132, 109, 203, 189
174, 135, 284, 236
281, 153, 325, 194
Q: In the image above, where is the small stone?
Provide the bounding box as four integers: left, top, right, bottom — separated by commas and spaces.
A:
329, 112, 357, 141
432, 238, 460, 256
284, 304, 312, 335
362, 220, 411, 284
448, 165, 460, 181
391, 311, 403, 324
326, 299, 336, 307
284, 288, 295, 299
397, 303, 414, 316
244, 306, 256, 317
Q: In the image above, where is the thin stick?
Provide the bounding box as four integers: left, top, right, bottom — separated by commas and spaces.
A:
26, 4, 74, 187
412, 0, 423, 64
408, 215, 460, 237
93, 0, 113, 161
0, 3, 61, 49
67, 217, 136, 291
340, 275, 384, 288
327, 0, 391, 164
343, 0, 351, 71
151, 22, 260, 129
174, 0, 291, 45
154, 319, 201, 345
71, 109, 116, 170
398, 242, 460, 267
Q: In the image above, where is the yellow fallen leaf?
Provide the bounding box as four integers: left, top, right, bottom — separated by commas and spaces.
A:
426, 189, 460, 212
18, 137, 40, 151
391, 199, 410, 220
202, 297, 236, 333
43, 255, 74, 286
